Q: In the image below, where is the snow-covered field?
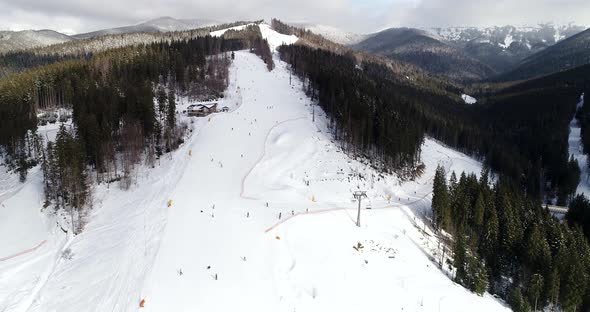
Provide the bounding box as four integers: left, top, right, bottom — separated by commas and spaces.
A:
0, 26, 508, 312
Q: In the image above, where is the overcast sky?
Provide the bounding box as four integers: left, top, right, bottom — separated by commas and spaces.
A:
0, 0, 588, 34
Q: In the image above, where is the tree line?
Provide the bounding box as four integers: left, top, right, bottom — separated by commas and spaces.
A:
0, 51, 88, 78
279, 44, 425, 174
432, 166, 590, 311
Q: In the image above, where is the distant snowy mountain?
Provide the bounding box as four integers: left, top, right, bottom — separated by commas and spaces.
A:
73, 17, 221, 39
427, 24, 587, 73
500, 27, 590, 80
353, 27, 496, 81
351, 23, 588, 80
0, 29, 73, 53
431, 24, 585, 46
288, 22, 366, 45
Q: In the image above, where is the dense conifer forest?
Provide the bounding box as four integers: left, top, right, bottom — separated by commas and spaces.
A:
432, 166, 590, 311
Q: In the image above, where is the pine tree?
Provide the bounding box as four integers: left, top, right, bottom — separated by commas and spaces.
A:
166, 90, 176, 130
156, 86, 168, 122
473, 191, 485, 234
472, 254, 489, 296
545, 267, 560, 309
558, 228, 588, 311
454, 225, 467, 284
432, 165, 450, 231
527, 273, 544, 312
566, 195, 590, 240
508, 287, 532, 312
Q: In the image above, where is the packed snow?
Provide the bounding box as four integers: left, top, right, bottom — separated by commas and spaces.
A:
259, 23, 299, 51
568, 93, 589, 196
461, 94, 477, 105
0, 27, 508, 312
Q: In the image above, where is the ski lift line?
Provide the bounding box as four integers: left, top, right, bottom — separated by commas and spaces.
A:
263, 191, 432, 233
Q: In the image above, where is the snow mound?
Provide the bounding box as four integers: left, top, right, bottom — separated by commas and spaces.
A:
461, 94, 477, 104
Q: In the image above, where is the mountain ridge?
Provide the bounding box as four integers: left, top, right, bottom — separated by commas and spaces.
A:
353, 27, 496, 81
72, 16, 221, 39
0, 29, 73, 54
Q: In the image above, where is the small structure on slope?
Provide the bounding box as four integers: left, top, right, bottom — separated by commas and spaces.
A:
187, 101, 218, 117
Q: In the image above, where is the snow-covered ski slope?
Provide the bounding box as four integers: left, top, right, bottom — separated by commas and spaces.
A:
210, 23, 298, 52
0, 27, 508, 312
139, 50, 506, 312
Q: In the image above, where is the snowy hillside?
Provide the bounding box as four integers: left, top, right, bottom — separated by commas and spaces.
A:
0, 30, 73, 53
73, 17, 220, 39
289, 23, 366, 45
0, 26, 508, 312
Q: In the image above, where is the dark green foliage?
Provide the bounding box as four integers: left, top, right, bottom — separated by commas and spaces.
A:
567, 195, 590, 241
42, 125, 89, 233
0, 51, 87, 78
250, 37, 274, 71
508, 287, 532, 312
437, 170, 590, 311
432, 165, 450, 230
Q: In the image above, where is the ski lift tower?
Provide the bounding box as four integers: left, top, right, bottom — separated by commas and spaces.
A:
353, 190, 368, 227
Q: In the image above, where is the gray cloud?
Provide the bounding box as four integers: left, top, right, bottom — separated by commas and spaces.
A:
385, 0, 590, 28
0, 0, 587, 34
